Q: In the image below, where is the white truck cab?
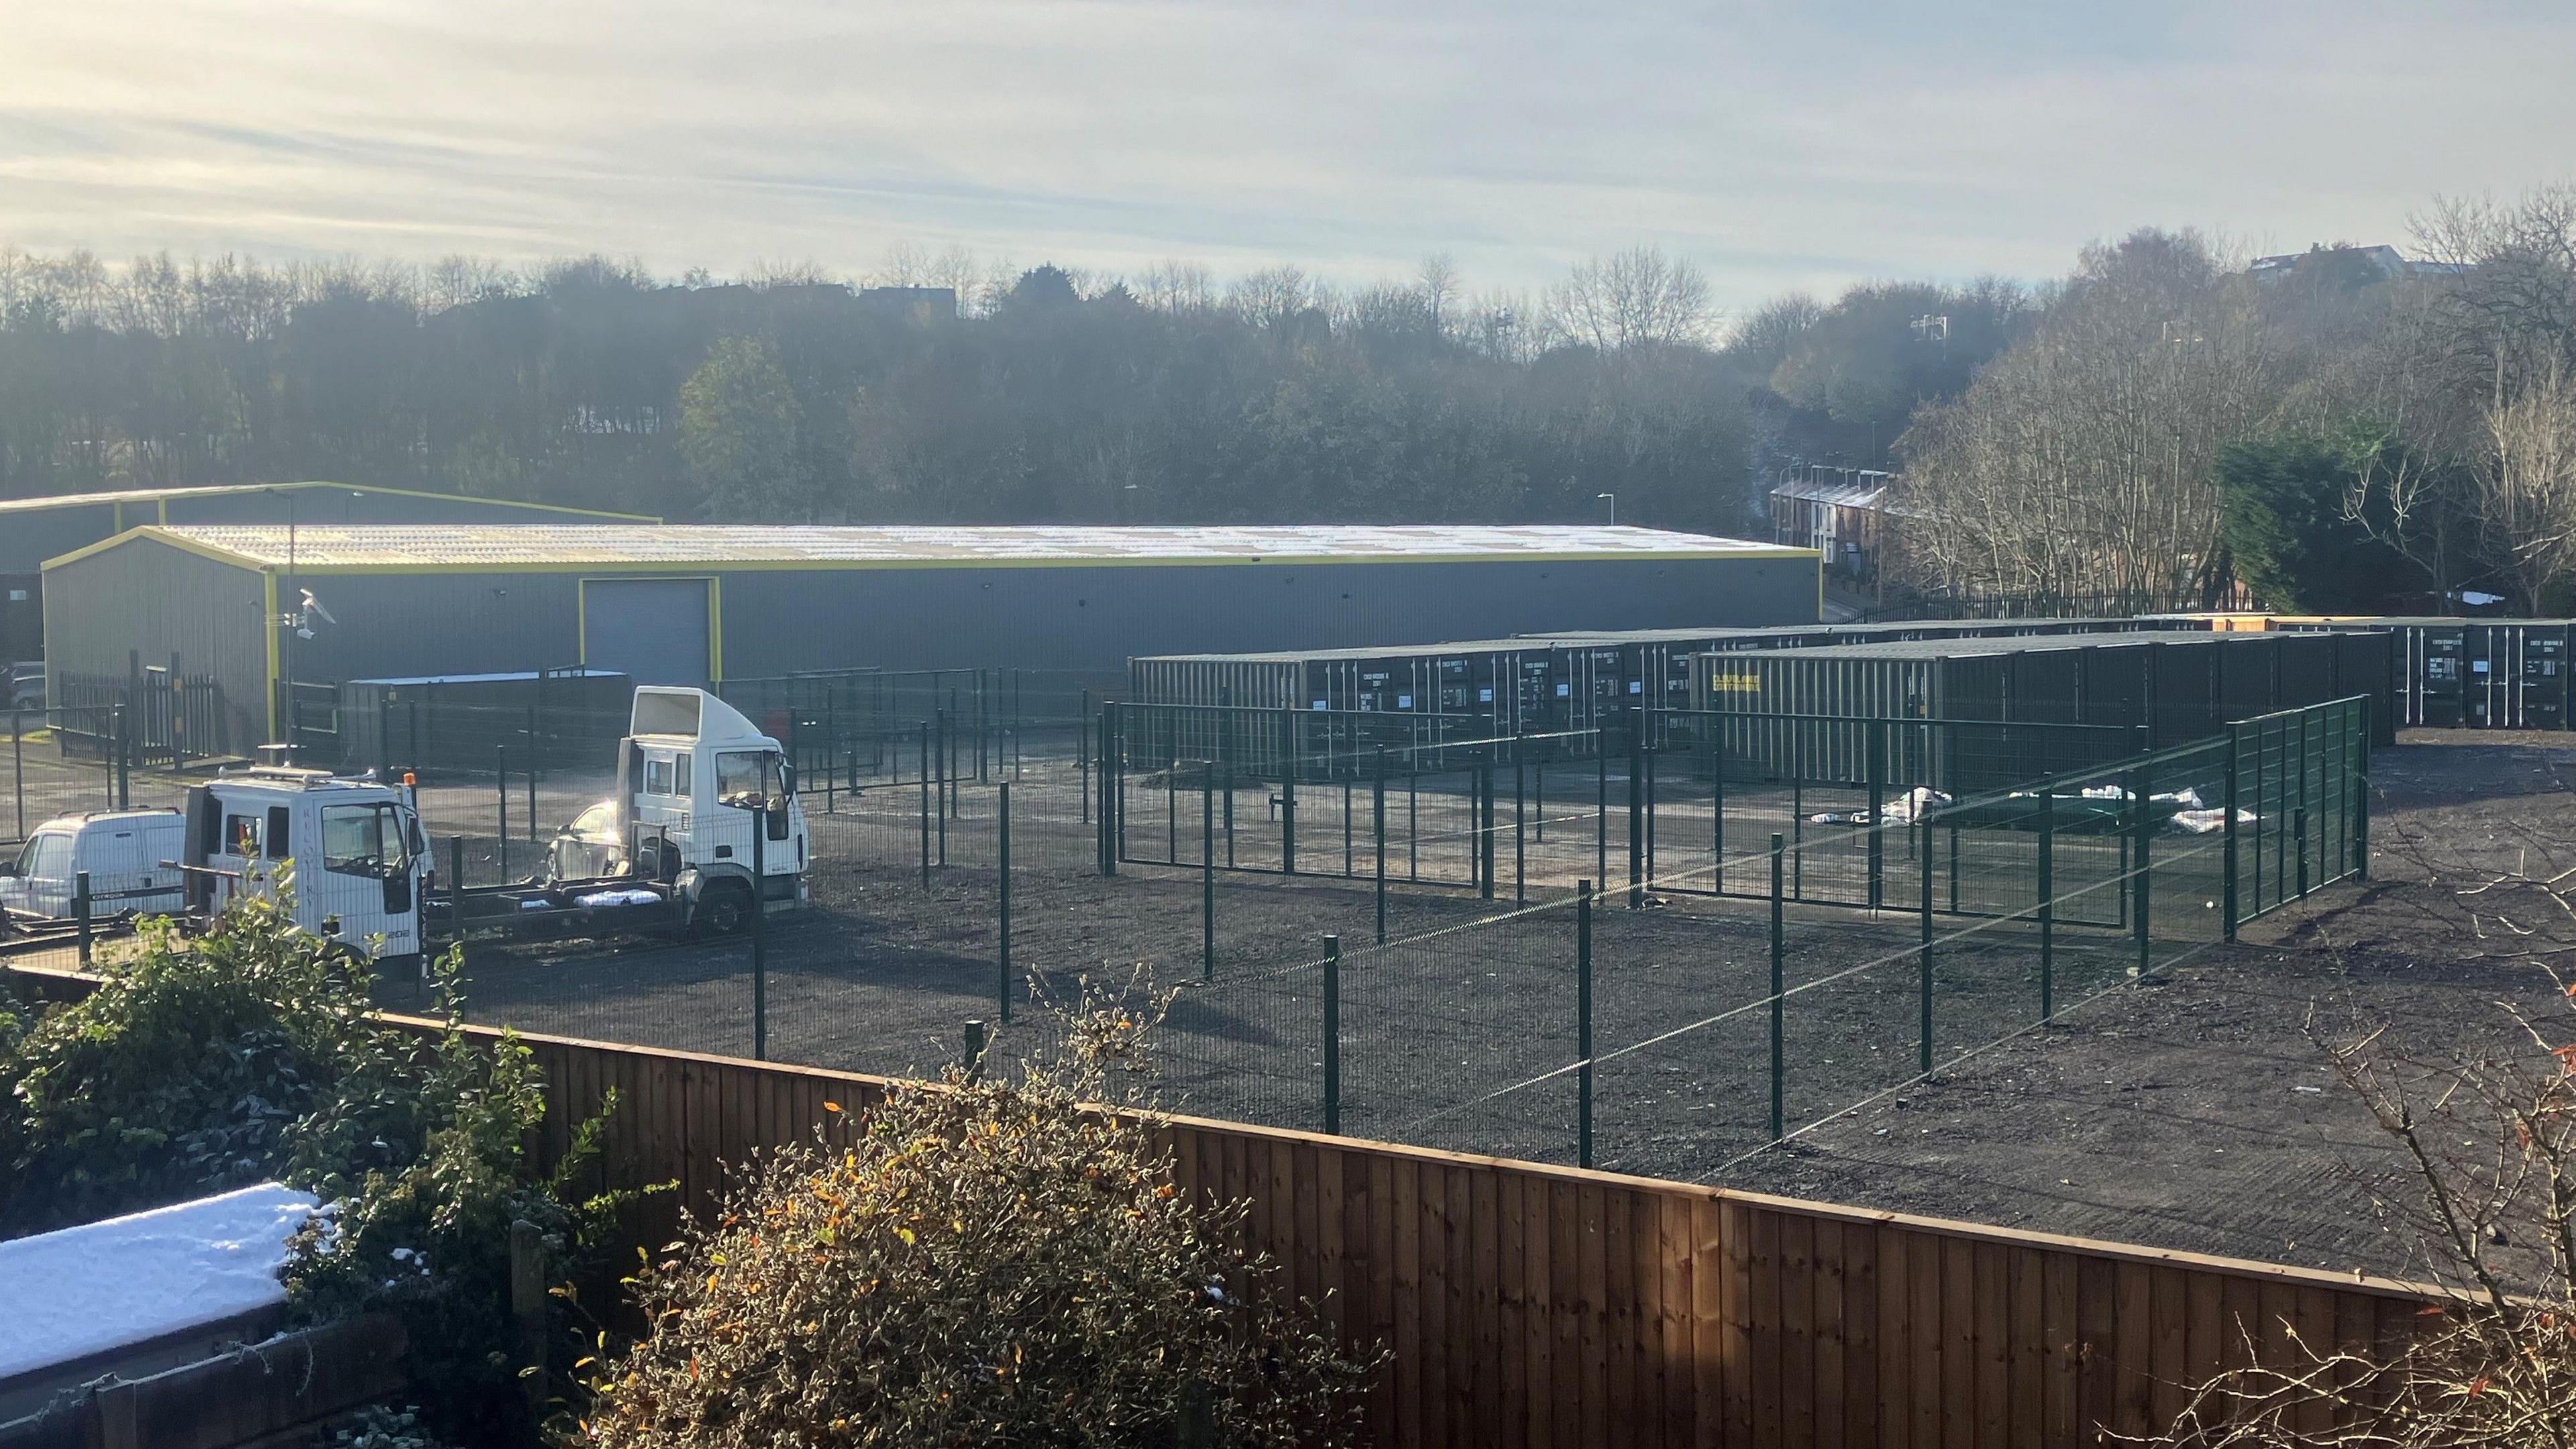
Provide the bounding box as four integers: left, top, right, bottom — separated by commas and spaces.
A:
612, 686, 808, 932
183, 768, 431, 967
0, 809, 187, 920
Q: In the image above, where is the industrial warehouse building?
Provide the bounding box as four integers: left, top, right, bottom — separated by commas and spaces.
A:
0, 482, 655, 663
40, 523, 1819, 745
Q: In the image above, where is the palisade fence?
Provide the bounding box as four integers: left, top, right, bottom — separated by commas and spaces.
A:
5, 674, 2369, 1179
414, 693, 2364, 1181
1089, 696, 2367, 1176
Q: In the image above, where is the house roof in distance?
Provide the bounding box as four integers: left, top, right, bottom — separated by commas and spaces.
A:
66, 523, 1814, 574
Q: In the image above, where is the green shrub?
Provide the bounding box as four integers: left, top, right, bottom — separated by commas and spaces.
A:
0, 883, 627, 1445
1, 887, 396, 1235
580, 985, 1376, 1448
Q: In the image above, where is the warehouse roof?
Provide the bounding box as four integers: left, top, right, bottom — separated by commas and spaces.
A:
60, 524, 1811, 573
0, 480, 655, 521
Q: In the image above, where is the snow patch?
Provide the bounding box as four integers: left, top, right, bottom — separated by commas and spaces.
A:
0, 1182, 317, 1381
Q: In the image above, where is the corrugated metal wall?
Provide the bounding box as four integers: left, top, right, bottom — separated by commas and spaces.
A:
714, 553, 1819, 676
39, 536, 268, 746
284, 572, 586, 682
41, 547, 1817, 712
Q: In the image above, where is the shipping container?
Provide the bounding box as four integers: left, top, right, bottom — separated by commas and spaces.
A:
1680, 629, 2384, 788
333, 667, 634, 775
2249, 616, 2561, 733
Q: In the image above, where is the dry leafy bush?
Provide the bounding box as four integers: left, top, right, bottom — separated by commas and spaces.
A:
578, 979, 1376, 1447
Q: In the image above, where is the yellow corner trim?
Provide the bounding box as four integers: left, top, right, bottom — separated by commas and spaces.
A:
42, 525, 272, 573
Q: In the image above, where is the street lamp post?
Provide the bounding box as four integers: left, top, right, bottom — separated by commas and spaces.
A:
1597, 492, 1616, 525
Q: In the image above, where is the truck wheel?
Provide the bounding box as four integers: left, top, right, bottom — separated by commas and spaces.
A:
694, 881, 751, 938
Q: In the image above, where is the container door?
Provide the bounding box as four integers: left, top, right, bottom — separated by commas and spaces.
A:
2464, 626, 2497, 728
2420, 628, 2467, 728
2523, 625, 2571, 731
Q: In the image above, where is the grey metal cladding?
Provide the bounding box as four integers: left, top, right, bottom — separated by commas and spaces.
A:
282, 572, 585, 682
2, 504, 123, 573
42, 536, 267, 745
713, 554, 1817, 677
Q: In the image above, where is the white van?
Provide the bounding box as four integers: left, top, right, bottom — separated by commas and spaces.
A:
0, 809, 189, 920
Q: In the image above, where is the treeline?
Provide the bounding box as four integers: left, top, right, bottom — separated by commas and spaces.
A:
1892, 186, 2576, 613
0, 242, 2019, 538
31, 202, 2567, 614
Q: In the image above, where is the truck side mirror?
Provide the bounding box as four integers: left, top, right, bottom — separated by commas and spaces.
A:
780, 763, 797, 799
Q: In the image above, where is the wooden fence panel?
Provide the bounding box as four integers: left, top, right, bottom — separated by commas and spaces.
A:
0, 967, 2453, 1449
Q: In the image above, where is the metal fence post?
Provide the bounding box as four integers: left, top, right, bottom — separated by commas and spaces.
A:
495, 743, 508, 881
1079, 689, 1092, 824
751, 807, 767, 1060
1202, 780, 1216, 982
1322, 934, 1341, 1135
1577, 879, 1595, 1170
1595, 739, 1608, 890
525, 703, 539, 841
998, 782, 1013, 1025
1513, 752, 1527, 906
2222, 733, 2241, 939
2133, 761, 2153, 978
1279, 706, 1297, 876
1097, 704, 1118, 876
74, 870, 93, 965
113, 704, 129, 809
919, 721, 932, 890
1769, 833, 1785, 1142
1480, 764, 1497, 902
1711, 727, 1725, 894
963, 1019, 987, 1083
1918, 814, 1933, 1075
1626, 725, 1644, 909
11, 709, 22, 843
1868, 718, 1886, 912
936, 710, 949, 867
450, 837, 467, 936
1373, 749, 1387, 945
2295, 806, 2310, 900
2038, 786, 2057, 1020
2355, 700, 2371, 882
1641, 742, 1656, 885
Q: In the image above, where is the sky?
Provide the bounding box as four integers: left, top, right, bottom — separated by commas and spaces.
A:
4, 0, 2574, 312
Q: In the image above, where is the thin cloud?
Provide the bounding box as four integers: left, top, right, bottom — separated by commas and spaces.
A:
1, 0, 2571, 305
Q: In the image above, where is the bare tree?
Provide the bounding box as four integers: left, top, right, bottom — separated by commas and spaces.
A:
2472, 356, 2576, 612
872, 241, 932, 287
1137, 259, 1215, 315
1417, 252, 1461, 336
1226, 265, 1312, 329
1544, 245, 1714, 352
1896, 229, 2290, 604
2160, 828, 2576, 1448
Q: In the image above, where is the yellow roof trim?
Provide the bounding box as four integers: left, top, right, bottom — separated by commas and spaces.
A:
40, 526, 270, 572
217, 547, 1821, 577
0, 480, 659, 523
